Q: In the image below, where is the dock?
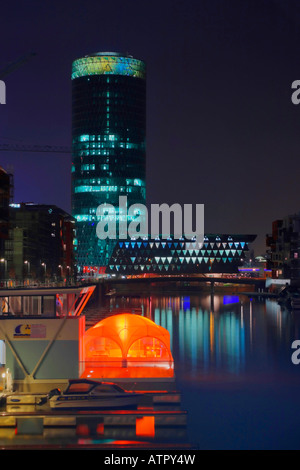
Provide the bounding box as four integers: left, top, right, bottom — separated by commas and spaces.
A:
0, 390, 188, 449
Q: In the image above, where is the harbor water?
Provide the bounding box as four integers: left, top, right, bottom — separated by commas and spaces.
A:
84, 292, 300, 450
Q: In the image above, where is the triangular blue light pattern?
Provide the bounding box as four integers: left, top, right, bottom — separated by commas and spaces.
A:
105, 234, 256, 275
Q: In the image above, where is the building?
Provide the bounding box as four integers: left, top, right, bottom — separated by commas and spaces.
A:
266, 213, 300, 281
0, 285, 95, 391
0, 167, 12, 277
5, 203, 75, 282
104, 234, 256, 275
71, 52, 146, 274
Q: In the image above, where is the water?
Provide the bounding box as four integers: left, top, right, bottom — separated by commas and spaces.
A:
85, 292, 300, 450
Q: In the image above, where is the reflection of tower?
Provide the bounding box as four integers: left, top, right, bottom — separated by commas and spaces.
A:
71, 52, 146, 273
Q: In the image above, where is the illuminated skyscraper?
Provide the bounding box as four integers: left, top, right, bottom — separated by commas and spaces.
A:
71, 52, 146, 273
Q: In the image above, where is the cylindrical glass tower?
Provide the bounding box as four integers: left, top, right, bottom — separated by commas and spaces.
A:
71, 52, 146, 273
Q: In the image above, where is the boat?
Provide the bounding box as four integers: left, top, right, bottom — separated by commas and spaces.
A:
48, 379, 141, 410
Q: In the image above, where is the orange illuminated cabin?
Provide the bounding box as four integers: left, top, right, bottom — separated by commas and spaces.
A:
82, 313, 174, 379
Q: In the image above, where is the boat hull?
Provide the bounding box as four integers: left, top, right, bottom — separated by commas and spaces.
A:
50, 393, 140, 410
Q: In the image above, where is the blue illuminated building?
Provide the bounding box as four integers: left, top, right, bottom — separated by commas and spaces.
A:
71, 52, 146, 272
106, 234, 256, 274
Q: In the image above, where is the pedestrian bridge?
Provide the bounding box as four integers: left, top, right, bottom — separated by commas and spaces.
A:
103, 275, 266, 290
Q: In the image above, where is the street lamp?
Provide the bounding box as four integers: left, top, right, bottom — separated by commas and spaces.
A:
0, 259, 7, 280
24, 260, 30, 276
41, 262, 46, 275
66, 266, 70, 284
58, 265, 63, 280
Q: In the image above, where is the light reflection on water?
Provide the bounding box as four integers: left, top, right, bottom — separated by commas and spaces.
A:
154, 303, 247, 375
83, 293, 300, 449
92, 293, 294, 378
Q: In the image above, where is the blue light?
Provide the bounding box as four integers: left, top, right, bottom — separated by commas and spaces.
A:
183, 296, 190, 309
223, 295, 239, 305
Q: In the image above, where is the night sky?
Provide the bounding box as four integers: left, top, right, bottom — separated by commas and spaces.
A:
1, 0, 300, 255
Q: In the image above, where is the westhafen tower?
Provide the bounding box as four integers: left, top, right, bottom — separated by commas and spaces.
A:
71, 52, 146, 275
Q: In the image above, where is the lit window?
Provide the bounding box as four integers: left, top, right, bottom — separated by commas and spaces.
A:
74, 185, 118, 193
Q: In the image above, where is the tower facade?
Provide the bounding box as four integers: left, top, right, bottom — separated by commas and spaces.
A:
71, 52, 146, 274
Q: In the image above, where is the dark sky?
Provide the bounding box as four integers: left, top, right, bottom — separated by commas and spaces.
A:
1, 0, 300, 255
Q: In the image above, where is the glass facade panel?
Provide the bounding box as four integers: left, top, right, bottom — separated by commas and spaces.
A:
43, 296, 55, 316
